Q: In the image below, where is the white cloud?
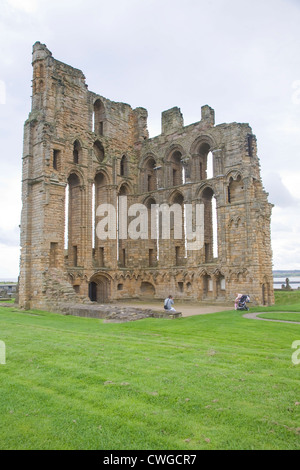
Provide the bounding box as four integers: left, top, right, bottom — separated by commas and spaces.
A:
263, 171, 300, 208
0, 244, 20, 279
0, 174, 21, 232
1, 0, 300, 276
7, 0, 38, 13
281, 171, 300, 200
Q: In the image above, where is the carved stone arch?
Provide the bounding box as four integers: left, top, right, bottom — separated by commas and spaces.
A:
229, 269, 240, 282
160, 272, 168, 283
164, 143, 186, 163
190, 134, 216, 156
228, 217, 235, 228
71, 138, 85, 164
174, 268, 183, 278
117, 181, 132, 196
213, 268, 221, 277
89, 271, 112, 303
139, 152, 158, 170
139, 154, 158, 192
93, 168, 111, 185
197, 268, 207, 280
237, 270, 247, 282
190, 135, 218, 182
91, 270, 113, 281
120, 153, 129, 177
93, 97, 107, 135
66, 167, 84, 186
225, 169, 244, 183
196, 182, 216, 199
140, 281, 156, 297
165, 145, 186, 187
237, 215, 246, 227
235, 216, 242, 228
72, 135, 86, 147
227, 171, 245, 204
168, 189, 185, 205
143, 195, 157, 207
132, 271, 140, 281
93, 96, 107, 111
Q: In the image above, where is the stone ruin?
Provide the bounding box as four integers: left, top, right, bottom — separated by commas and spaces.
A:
18, 42, 274, 312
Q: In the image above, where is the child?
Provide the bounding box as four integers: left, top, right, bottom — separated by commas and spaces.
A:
235, 293, 242, 310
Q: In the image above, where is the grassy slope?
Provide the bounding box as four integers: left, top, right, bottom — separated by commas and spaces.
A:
255, 291, 300, 322
0, 300, 300, 450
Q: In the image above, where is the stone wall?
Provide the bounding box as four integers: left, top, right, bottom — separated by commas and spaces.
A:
19, 42, 274, 310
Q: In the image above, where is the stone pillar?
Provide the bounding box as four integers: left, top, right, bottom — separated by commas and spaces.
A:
181, 155, 192, 183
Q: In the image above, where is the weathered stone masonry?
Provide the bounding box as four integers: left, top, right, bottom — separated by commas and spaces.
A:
19, 42, 274, 310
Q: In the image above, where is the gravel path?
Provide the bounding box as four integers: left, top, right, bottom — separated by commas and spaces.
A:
116, 301, 232, 317
243, 312, 300, 325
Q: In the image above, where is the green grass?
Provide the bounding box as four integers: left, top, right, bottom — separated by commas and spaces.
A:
252, 291, 300, 315
258, 312, 300, 322
272, 290, 300, 309
255, 292, 300, 322
0, 297, 300, 450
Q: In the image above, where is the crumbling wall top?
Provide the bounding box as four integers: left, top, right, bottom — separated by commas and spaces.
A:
32, 41, 52, 63
161, 107, 184, 135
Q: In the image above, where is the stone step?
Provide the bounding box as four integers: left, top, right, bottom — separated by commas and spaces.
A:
152, 311, 182, 319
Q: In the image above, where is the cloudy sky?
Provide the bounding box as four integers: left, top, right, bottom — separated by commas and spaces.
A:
0, 0, 300, 279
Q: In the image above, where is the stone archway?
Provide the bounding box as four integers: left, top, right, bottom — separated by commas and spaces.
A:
89, 274, 111, 303
140, 281, 155, 298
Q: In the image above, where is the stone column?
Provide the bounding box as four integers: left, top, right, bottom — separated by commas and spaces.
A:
181, 155, 191, 183
211, 149, 223, 177
154, 165, 163, 189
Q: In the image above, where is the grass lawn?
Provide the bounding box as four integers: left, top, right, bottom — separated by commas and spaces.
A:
253, 291, 300, 323
258, 312, 300, 322
0, 294, 300, 450
265, 290, 300, 311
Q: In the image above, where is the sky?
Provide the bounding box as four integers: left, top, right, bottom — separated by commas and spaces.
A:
0, 0, 300, 279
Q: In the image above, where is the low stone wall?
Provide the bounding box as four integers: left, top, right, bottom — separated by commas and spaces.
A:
59, 303, 182, 322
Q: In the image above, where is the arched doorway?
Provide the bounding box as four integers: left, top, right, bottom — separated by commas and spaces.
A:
89, 281, 97, 302
140, 282, 155, 298
89, 274, 111, 303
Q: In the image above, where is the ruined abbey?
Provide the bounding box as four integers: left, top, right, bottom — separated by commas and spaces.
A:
19, 42, 274, 311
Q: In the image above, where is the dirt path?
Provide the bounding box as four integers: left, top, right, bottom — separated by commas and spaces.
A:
243, 312, 300, 325
115, 300, 232, 317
